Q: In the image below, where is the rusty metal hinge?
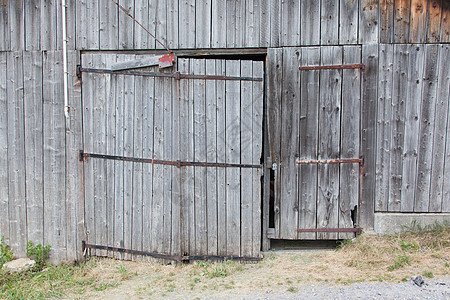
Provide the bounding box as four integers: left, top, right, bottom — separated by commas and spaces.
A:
299, 64, 365, 71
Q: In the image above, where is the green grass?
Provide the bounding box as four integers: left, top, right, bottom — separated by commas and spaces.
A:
387, 254, 411, 271
0, 259, 119, 299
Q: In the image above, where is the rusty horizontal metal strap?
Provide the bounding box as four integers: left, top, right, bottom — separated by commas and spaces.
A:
82, 241, 262, 262
297, 228, 361, 233
295, 158, 363, 165
80, 151, 263, 169
299, 64, 365, 71
77, 66, 263, 81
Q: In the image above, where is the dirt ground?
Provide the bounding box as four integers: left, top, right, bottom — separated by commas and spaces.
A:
63, 233, 450, 299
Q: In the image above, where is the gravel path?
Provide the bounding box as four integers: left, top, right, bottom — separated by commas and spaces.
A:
206, 276, 450, 300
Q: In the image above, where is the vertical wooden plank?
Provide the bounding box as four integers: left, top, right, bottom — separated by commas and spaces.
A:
83, 0, 99, 49
142, 67, 155, 253
267, 48, 283, 238
441, 1, 450, 43
340, 0, 359, 44
66, 51, 80, 258
162, 70, 173, 255
235, 0, 246, 47
280, 0, 300, 46
388, 44, 408, 212
0, 53, 8, 239
82, 54, 95, 254
240, 60, 253, 255
155, 0, 167, 50
251, 62, 263, 254
193, 59, 207, 255
360, 44, 378, 230
65, 0, 76, 50
25, 0, 41, 50
245, 0, 260, 47
320, 0, 339, 45
93, 54, 108, 257
10, 0, 24, 51
178, 58, 194, 255
269, 0, 280, 47
297, 47, 320, 240
211, 0, 226, 48
317, 46, 342, 240
179, 0, 196, 49
252, 61, 263, 256
339, 46, 361, 239
430, 45, 450, 212
215, 60, 227, 255
426, 0, 442, 43
105, 55, 117, 255
226, 60, 241, 256
409, 0, 428, 43
119, 0, 134, 49
23, 51, 44, 245
300, 0, 320, 45
152, 63, 165, 255
76, 0, 87, 49
226, 0, 236, 48
178, 59, 188, 255
133, 0, 149, 49
205, 60, 218, 255
166, 0, 179, 49
196, 0, 211, 48
380, 0, 394, 43
100, 0, 119, 49
7, 52, 27, 256
171, 75, 181, 258
415, 45, 439, 212
65, 50, 83, 260
279, 48, 299, 240
400, 45, 424, 212
148, 0, 158, 49
359, 0, 379, 44
394, 0, 410, 43
375, 44, 394, 212
259, 0, 270, 47
0, 1, 10, 51
132, 65, 144, 254
43, 51, 66, 261
113, 55, 126, 258
123, 55, 135, 258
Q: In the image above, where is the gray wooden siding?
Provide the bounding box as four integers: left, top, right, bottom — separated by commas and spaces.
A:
0, 50, 82, 262
2, 0, 449, 52
80, 54, 263, 258
375, 44, 450, 213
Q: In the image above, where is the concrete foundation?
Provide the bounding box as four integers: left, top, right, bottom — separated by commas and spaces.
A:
374, 213, 450, 235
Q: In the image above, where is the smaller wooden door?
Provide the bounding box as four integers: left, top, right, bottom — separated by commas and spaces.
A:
267, 46, 362, 240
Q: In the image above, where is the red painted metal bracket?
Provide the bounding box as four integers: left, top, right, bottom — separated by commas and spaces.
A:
158, 52, 175, 68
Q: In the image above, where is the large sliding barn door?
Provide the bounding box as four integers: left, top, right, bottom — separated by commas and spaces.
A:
80, 53, 263, 259
267, 46, 362, 240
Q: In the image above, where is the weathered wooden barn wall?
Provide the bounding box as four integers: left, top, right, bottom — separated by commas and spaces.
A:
0, 0, 449, 262
0, 50, 83, 260
376, 44, 450, 213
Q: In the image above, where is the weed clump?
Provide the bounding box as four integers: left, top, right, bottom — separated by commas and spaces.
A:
26, 240, 51, 270
0, 236, 14, 268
